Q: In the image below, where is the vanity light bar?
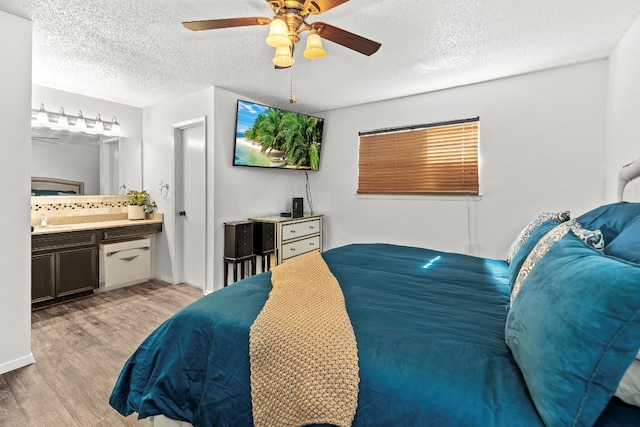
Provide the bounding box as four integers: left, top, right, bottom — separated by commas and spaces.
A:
31, 103, 121, 136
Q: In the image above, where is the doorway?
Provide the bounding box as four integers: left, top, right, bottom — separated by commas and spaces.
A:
173, 118, 207, 290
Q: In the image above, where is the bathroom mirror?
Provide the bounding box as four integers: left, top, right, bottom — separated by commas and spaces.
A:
31, 127, 142, 196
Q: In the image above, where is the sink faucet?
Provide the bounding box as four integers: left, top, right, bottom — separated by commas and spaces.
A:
40, 214, 47, 227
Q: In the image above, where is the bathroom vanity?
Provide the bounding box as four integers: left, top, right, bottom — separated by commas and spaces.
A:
31, 220, 162, 309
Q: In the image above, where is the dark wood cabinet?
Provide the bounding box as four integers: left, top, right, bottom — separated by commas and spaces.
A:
224, 221, 255, 286
253, 221, 275, 253
224, 221, 253, 258
31, 231, 98, 308
253, 221, 275, 272
31, 253, 56, 303
56, 247, 97, 297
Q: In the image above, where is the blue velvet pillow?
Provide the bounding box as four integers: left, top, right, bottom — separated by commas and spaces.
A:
505, 231, 640, 427
576, 202, 640, 243
507, 218, 562, 291
607, 217, 640, 263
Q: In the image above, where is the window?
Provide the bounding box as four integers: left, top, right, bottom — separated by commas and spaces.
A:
357, 117, 479, 195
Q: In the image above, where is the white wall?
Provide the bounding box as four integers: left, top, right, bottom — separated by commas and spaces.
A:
212, 87, 308, 289
0, 11, 34, 375
143, 87, 309, 292
607, 13, 640, 202
312, 61, 609, 259
143, 88, 215, 291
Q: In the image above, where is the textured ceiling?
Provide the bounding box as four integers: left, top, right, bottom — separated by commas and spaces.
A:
2, 0, 640, 114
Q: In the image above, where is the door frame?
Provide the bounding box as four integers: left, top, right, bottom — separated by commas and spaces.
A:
172, 117, 207, 285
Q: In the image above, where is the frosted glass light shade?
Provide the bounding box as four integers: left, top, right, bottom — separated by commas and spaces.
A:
273, 46, 294, 67
303, 30, 325, 59
55, 108, 68, 129
93, 114, 104, 133
36, 103, 49, 125
266, 18, 290, 48
75, 111, 86, 130
111, 117, 121, 134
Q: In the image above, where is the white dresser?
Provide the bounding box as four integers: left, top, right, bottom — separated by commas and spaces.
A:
249, 214, 323, 265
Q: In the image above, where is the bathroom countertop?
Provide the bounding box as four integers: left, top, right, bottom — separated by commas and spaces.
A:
32, 218, 163, 236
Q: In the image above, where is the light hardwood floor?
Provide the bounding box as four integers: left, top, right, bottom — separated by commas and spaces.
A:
0, 280, 203, 427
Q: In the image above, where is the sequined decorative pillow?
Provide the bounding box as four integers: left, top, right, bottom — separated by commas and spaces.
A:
510, 221, 604, 303
505, 211, 571, 265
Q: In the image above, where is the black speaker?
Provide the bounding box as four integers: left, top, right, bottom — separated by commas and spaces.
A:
292, 197, 304, 218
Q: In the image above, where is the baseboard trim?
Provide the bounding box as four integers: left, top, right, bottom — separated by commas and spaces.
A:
0, 353, 35, 375
160, 275, 176, 284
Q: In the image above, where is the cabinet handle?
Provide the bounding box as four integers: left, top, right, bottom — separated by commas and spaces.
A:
309, 226, 315, 229
290, 248, 296, 251
310, 242, 315, 246
290, 230, 296, 233
106, 247, 150, 257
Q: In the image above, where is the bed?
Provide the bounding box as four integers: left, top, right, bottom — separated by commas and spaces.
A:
110, 159, 640, 427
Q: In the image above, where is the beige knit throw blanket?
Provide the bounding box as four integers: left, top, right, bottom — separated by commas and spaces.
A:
249, 251, 359, 427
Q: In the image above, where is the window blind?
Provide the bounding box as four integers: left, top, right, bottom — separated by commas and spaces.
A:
357, 118, 479, 195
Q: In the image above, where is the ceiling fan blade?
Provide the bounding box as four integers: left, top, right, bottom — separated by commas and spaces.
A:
182, 17, 271, 31
304, 0, 349, 14
313, 22, 381, 56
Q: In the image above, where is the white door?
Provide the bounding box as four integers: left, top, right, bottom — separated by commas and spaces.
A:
174, 119, 207, 289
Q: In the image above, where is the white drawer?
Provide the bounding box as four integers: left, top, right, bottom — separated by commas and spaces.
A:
282, 219, 321, 241
281, 235, 320, 261
99, 239, 151, 289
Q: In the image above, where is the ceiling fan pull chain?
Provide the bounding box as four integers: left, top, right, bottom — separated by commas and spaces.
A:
289, 67, 297, 103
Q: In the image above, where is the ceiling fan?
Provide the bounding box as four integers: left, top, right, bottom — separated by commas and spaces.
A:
182, 0, 381, 68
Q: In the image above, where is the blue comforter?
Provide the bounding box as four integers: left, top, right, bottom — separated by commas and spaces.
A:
110, 243, 640, 426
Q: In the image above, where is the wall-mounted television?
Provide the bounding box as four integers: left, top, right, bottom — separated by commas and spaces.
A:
233, 99, 324, 171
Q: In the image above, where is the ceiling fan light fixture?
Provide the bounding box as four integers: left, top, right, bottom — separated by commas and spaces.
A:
303, 29, 326, 59
272, 45, 294, 67
266, 17, 290, 48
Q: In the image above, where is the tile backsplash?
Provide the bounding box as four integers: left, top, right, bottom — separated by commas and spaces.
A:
31, 195, 131, 225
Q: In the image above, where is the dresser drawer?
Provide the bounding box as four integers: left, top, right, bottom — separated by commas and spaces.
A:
282, 219, 321, 241
281, 235, 320, 261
